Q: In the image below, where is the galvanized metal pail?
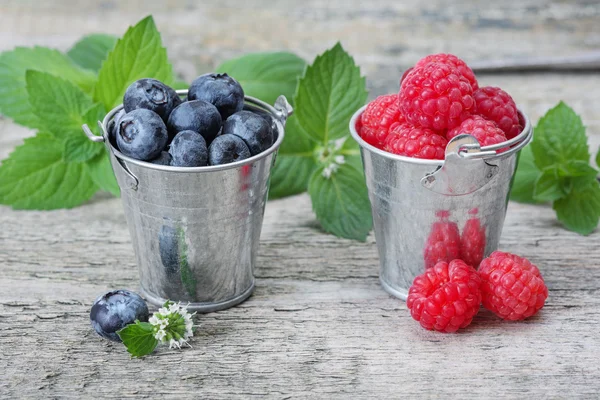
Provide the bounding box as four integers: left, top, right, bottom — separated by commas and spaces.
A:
349, 107, 533, 300
83, 92, 293, 312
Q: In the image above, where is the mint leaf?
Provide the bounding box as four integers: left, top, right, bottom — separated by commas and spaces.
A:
269, 115, 316, 199
117, 321, 158, 358
557, 160, 598, 178
553, 180, 600, 235
511, 146, 542, 203
533, 167, 568, 202
308, 163, 372, 241
0, 133, 97, 210
86, 153, 119, 196
63, 103, 106, 163
94, 16, 173, 110
532, 102, 589, 170
217, 52, 306, 106
295, 43, 367, 144
0, 46, 95, 128
67, 34, 117, 72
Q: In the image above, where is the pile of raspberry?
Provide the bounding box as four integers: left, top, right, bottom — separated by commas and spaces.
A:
358, 54, 521, 159
407, 251, 548, 333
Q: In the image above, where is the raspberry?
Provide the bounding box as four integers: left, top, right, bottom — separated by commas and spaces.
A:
473, 86, 521, 139
447, 115, 507, 147
360, 94, 405, 148
407, 259, 482, 333
478, 251, 548, 321
460, 213, 486, 268
400, 62, 476, 131
423, 211, 461, 268
415, 53, 479, 90
384, 123, 447, 160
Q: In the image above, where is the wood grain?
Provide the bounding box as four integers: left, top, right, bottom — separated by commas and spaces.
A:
1, 1, 600, 398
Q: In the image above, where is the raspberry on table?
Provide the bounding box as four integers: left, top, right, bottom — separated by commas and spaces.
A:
478, 251, 548, 321
400, 62, 476, 131
414, 53, 479, 90
360, 94, 405, 148
384, 122, 447, 160
460, 212, 486, 268
447, 115, 507, 147
423, 211, 461, 268
407, 259, 482, 333
473, 86, 521, 139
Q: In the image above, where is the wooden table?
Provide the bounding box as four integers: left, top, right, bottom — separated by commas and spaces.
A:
1, 1, 599, 398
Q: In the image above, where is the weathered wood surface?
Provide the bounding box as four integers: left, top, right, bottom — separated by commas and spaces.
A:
1, 1, 600, 398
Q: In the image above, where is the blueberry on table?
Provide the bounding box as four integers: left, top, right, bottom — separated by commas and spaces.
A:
116, 109, 168, 161
123, 78, 181, 122
90, 289, 149, 342
167, 100, 222, 144
223, 110, 273, 155
169, 130, 208, 167
150, 151, 173, 166
208, 134, 252, 166
188, 73, 244, 120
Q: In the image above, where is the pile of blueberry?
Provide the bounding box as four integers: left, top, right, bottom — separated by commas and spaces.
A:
110, 73, 275, 167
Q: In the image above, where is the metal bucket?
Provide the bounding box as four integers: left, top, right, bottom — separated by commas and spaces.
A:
83, 92, 293, 312
349, 107, 533, 300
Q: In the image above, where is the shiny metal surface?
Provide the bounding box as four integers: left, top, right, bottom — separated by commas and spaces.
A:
84, 93, 292, 312
349, 107, 533, 300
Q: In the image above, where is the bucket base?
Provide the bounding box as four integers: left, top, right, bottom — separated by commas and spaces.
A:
140, 281, 255, 313
380, 277, 408, 301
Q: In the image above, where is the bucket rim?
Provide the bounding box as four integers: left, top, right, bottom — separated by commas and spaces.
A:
100, 92, 287, 173
349, 104, 532, 165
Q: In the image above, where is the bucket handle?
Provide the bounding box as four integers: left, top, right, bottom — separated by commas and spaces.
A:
82, 122, 140, 190
421, 134, 500, 196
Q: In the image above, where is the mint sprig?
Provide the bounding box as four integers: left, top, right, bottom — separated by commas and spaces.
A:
67, 34, 117, 72
511, 102, 600, 235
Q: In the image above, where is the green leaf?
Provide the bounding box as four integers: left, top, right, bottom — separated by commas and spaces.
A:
533, 167, 568, 202
531, 102, 589, 170
557, 160, 598, 179
26, 70, 96, 141
216, 52, 306, 106
553, 180, 600, 235
94, 16, 173, 111
0, 46, 96, 128
117, 321, 158, 358
269, 115, 317, 199
172, 80, 189, 90
67, 34, 117, 72
63, 103, 106, 163
86, 152, 119, 196
0, 133, 97, 210
510, 146, 542, 203
294, 43, 368, 144
308, 163, 372, 241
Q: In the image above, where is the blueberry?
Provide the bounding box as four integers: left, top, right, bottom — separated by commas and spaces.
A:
116, 109, 168, 161
167, 100, 222, 144
108, 109, 126, 148
123, 78, 182, 122
223, 111, 273, 155
169, 130, 208, 167
188, 73, 244, 120
90, 289, 149, 342
208, 134, 251, 165
150, 151, 172, 166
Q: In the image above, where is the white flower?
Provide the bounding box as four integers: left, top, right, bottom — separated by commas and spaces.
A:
334, 155, 346, 165
154, 329, 166, 341
333, 137, 347, 151
321, 163, 339, 179
148, 315, 159, 326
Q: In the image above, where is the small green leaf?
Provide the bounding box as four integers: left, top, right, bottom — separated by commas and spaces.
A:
26, 70, 96, 141
67, 34, 117, 72
269, 115, 317, 199
94, 16, 173, 111
0, 46, 95, 128
533, 167, 568, 202
553, 180, 600, 235
117, 321, 158, 358
510, 146, 542, 203
295, 43, 368, 144
217, 52, 306, 106
308, 163, 372, 241
532, 102, 589, 170
86, 153, 119, 196
0, 133, 97, 210
557, 160, 598, 179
